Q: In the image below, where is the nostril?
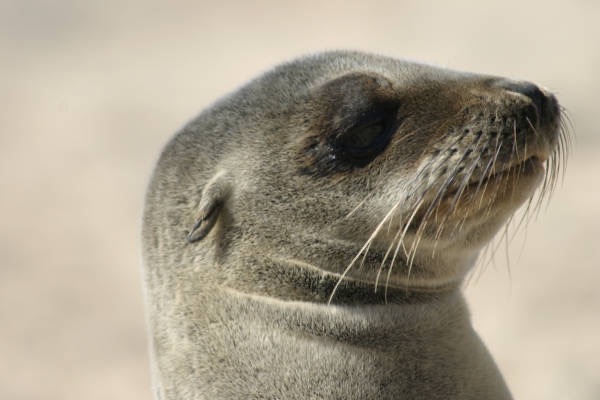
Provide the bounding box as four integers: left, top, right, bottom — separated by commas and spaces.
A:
494, 79, 546, 116
514, 83, 545, 116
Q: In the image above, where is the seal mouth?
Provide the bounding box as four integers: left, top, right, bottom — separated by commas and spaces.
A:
467, 155, 546, 188
426, 153, 548, 221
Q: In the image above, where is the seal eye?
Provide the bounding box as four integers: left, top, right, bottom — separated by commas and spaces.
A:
334, 113, 394, 166
337, 119, 385, 149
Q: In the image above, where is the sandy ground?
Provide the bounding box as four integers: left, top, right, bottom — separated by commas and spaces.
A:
1, 1, 598, 399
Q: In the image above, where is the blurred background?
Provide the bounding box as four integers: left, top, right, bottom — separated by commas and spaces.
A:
1, 0, 598, 399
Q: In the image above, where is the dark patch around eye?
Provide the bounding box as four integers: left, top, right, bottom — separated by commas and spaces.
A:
297, 72, 400, 176
298, 104, 400, 176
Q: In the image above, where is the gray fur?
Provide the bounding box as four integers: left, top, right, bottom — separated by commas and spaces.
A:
142, 51, 565, 399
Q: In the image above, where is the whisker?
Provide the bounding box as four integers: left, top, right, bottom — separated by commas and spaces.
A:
375, 210, 405, 292
384, 197, 426, 302
344, 197, 369, 219
328, 201, 402, 304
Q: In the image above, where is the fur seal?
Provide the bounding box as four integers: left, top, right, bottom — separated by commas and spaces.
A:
141, 51, 568, 399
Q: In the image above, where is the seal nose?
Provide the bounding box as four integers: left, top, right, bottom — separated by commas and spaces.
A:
493, 79, 548, 124
500, 80, 545, 114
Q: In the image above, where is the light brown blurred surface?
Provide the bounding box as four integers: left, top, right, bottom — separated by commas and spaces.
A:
1, 1, 598, 399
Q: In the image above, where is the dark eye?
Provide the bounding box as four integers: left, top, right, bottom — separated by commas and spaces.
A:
333, 112, 395, 166
337, 119, 386, 149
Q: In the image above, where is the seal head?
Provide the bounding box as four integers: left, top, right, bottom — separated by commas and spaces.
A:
161, 53, 565, 299
142, 51, 568, 399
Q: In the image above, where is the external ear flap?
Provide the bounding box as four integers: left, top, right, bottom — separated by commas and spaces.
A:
187, 170, 231, 243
